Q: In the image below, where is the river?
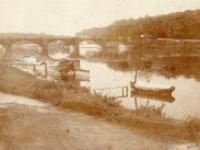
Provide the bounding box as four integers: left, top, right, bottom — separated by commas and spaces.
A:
79, 59, 200, 119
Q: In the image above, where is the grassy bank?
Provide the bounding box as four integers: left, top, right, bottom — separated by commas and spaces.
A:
0, 63, 199, 143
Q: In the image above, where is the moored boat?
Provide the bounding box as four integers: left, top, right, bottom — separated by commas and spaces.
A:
130, 81, 175, 102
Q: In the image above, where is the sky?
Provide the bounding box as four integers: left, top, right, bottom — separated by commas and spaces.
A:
0, 0, 199, 36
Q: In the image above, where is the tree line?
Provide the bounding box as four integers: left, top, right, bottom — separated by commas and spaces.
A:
76, 9, 200, 39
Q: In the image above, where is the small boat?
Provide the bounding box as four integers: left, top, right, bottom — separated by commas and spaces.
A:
128, 50, 175, 102
58, 59, 90, 81
58, 59, 75, 80
130, 81, 175, 102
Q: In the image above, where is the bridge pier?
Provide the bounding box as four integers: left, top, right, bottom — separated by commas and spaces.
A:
2, 42, 13, 59
72, 43, 80, 57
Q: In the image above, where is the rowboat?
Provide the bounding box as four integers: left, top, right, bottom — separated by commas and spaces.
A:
130, 81, 175, 102
128, 50, 175, 102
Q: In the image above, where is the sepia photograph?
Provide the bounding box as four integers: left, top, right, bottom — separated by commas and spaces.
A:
0, 0, 200, 149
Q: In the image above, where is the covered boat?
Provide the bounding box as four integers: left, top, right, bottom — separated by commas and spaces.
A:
58, 59, 90, 81
58, 59, 75, 81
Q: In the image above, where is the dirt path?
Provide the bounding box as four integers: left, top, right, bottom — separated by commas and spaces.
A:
0, 92, 197, 150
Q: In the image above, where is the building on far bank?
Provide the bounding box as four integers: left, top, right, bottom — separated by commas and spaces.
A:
79, 40, 102, 57
104, 41, 128, 56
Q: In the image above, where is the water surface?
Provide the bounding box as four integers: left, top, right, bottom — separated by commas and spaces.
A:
80, 59, 200, 119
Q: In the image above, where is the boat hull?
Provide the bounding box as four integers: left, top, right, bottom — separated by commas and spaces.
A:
130, 82, 175, 102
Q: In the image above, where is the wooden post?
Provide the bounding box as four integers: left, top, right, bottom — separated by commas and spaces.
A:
134, 97, 138, 110
33, 65, 36, 76
25, 61, 26, 71
122, 87, 124, 97
25, 61, 27, 71
128, 37, 133, 76
146, 100, 150, 106
134, 70, 138, 84
44, 63, 48, 78
126, 86, 128, 97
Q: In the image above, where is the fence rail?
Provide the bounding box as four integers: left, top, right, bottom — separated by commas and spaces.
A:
9, 60, 90, 81
10, 60, 54, 80
7, 59, 128, 98
90, 86, 128, 98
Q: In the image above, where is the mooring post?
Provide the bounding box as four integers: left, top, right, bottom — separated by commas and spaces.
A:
126, 86, 128, 97
25, 61, 27, 71
134, 97, 138, 110
122, 87, 124, 97
44, 63, 48, 78
23, 60, 25, 70
33, 65, 36, 76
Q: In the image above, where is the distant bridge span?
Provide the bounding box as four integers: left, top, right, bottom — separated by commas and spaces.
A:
0, 35, 129, 58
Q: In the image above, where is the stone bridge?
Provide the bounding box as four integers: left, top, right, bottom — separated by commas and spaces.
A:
0, 35, 129, 59
0, 36, 77, 58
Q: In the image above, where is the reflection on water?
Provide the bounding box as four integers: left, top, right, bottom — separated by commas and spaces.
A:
80, 59, 200, 119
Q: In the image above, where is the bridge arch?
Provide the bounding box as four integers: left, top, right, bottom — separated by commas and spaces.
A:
47, 40, 71, 59
11, 41, 42, 59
